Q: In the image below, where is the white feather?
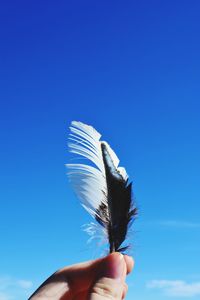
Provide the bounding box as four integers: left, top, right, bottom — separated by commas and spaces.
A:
66, 121, 129, 222
66, 122, 108, 220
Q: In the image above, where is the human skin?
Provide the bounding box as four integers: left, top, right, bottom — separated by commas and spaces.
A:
28, 252, 134, 300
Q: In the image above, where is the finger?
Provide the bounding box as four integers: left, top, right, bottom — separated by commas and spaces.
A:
89, 277, 124, 300
120, 255, 134, 282
88, 253, 126, 300
122, 283, 128, 299
70, 283, 129, 300
123, 255, 134, 275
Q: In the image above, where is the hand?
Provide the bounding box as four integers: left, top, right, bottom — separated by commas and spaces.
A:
28, 252, 134, 300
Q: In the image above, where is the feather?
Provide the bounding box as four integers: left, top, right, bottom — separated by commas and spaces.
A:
67, 121, 137, 253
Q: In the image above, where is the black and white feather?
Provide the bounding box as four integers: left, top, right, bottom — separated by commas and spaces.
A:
67, 121, 137, 253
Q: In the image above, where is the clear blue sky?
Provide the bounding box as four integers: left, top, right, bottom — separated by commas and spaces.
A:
0, 1, 200, 299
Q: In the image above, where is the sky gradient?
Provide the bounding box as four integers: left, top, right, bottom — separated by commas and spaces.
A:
0, 1, 200, 299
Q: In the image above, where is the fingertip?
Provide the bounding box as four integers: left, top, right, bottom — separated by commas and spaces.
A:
105, 253, 134, 277
100, 252, 125, 280
108, 252, 124, 262
123, 255, 134, 274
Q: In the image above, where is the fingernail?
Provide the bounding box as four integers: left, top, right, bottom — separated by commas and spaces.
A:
100, 253, 125, 280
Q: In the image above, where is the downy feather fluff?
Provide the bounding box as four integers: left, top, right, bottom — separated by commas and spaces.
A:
67, 121, 137, 253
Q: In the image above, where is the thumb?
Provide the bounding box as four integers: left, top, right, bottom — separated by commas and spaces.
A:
89, 253, 127, 300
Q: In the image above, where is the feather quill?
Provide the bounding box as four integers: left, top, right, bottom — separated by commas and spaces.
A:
67, 121, 137, 253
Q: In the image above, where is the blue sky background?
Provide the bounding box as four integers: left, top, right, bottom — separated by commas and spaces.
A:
0, 1, 200, 299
